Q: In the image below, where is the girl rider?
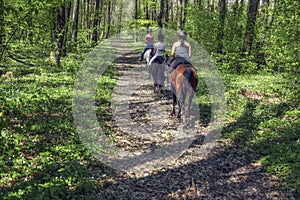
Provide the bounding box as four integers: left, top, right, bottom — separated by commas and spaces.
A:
140, 29, 154, 61
167, 30, 192, 83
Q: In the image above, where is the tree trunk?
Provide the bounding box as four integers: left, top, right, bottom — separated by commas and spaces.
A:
105, 0, 112, 39
100, 2, 106, 39
84, 0, 90, 42
50, 9, 60, 66
242, 0, 259, 55
145, 0, 149, 20
158, 0, 164, 28
210, 0, 215, 13
71, 0, 80, 42
50, 2, 68, 66
117, 2, 123, 36
92, 0, 101, 42
165, 0, 169, 26
170, 0, 173, 22
216, 0, 226, 53
233, 0, 239, 17
268, 0, 276, 28
135, 0, 138, 19
27, 0, 33, 44
61, 2, 71, 56
0, 0, 4, 47
151, 0, 157, 21
182, 0, 188, 27
177, 0, 183, 30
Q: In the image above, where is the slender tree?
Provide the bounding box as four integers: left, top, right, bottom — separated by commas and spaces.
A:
242, 0, 259, 55
50, 1, 69, 66
117, 1, 124, 36
71, 0, 80, 42
158, 0, 164, 28
0, 0, 4, 47
216, 0, 226, 53
84, 0, 90, 41
105, 0, 112, 39
92, 0, 101, 42
182, 0, 188, 27
177, 0, 183, 29
165, 0, 169, 26
27, 0, 34, 44
61, 2, 71, 56
145, 0, 150, 20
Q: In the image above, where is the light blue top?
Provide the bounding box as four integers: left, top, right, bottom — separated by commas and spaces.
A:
154, 42, 166, 57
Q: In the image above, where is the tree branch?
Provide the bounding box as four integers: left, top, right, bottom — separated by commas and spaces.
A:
7, 51, 35, 66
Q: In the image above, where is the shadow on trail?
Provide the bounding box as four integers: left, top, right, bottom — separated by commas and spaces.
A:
96, 142, 288, 199
96, 98, 298, 199
95, 51, 298, 199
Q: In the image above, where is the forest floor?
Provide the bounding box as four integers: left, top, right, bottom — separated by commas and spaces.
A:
93, 38, 297, 199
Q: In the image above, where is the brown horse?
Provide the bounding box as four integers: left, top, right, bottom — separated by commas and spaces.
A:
166, 57, 198, 120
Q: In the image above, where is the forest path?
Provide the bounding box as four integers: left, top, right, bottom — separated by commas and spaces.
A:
94, 37, 293, 199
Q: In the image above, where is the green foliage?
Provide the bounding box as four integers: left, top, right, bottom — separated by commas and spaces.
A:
222, 73, 300, 194
1, 0, 299, 197
262, 1, 300, 73
185, 6, 219, 52
0, 49, 118, 199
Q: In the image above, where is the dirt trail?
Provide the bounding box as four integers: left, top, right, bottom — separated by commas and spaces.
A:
94, 38, 296, 199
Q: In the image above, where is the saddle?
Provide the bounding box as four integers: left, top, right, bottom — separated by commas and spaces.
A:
173, 60, 192, 70
152, 56, 165, 64
145, 47, 154, 57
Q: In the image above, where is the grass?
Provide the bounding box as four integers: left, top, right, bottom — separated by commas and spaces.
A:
0, 50, 118, 199
221, 72, 300, 194
0, 46, 299, 199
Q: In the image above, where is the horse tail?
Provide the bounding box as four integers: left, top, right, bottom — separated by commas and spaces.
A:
183, 67, 197, 92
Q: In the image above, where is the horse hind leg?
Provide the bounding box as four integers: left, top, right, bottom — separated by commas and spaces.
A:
158, 85, 162, 95
186, 90, 194, 118
177, 98, 183, 119
153, 84, 157, 93
171, 93, 177, 116
180, 91, 188, 121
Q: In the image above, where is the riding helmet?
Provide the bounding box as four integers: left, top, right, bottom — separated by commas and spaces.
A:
178, 30, 186, 37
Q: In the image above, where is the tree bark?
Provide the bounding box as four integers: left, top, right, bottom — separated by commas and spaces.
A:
158, 0, 164, 28
105, 0, 112, 39
61, 2, 71, 56
233, 0, 239, 17
165, 0, 169, 25
216, 0, 226, 53
182, 0, 188, 27
170, 0, 174, 22
84, 0, 90, 41
71, 0, 80, 42
151, 0, 157, 21
0, 0, 4, 47
135, 0, 138, 19
145, 0, 149, 20
27, 0, 33, 44
210, 0, 215, 13
117, 2, 123, 36
177, 0, 183, 30
268, 0, 276, 28
50, 2, 68, 66
242, 0, 259, 55
92, 0, 101, 42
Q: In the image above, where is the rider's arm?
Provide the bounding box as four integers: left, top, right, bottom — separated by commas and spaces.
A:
153, 47, 157, 55
171, 43, 176, 58
188, 42, 192, 57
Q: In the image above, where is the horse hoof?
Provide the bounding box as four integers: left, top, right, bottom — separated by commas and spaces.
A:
170, 111, 175, 116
